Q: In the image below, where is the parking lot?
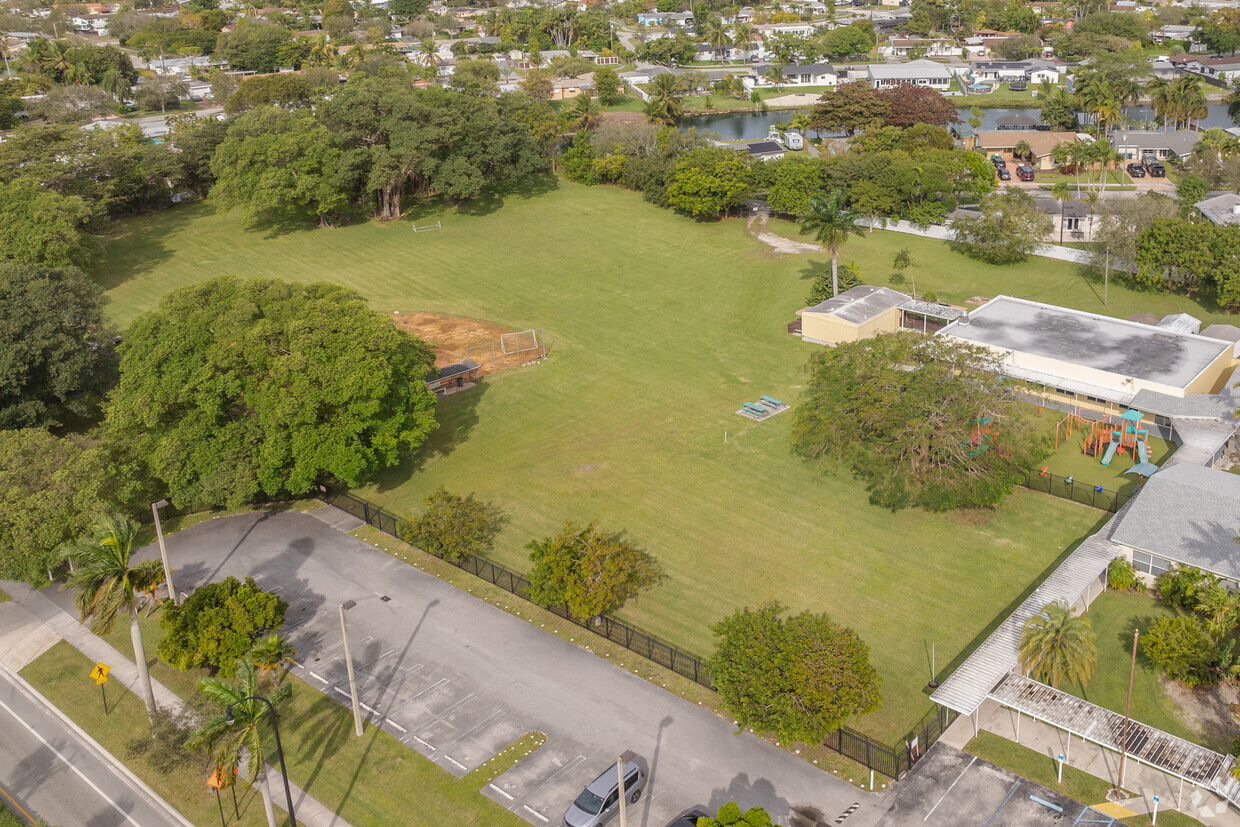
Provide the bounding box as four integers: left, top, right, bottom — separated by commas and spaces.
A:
116, 508, 888, 827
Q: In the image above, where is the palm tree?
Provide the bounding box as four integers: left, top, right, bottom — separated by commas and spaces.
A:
61, 515, 164, 724
417, 36, 437, 68
188, 659, 292, 827
798, 190, 863, 296
99, 67, 129, 102
1013, 139, 1032, 164
1170, 74, 1207, 130
732, 22, 754, 60
1018, 600, 1097, 689
307, 33, 334, 67
644, 72, 682, 125
1082, 189, 1099, 240
40, 39, 71, 79
789, 111, 811, 134
1147, 76, 1171, 131
1051, 181, 1072, 244
251, 634, 297, 687
704, 16, 731, 63
0, 33, 12, 78
762, 64, 785, 92
1194, 127, 1240, 170
570, 92, 602, 131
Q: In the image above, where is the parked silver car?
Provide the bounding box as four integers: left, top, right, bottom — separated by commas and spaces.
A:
563, 755, 647, 827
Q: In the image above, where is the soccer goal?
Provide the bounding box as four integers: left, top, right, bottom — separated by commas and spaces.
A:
499, 329, 542, 356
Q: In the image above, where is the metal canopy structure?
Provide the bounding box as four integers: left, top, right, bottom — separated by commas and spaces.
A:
989, 673, 1236, 794
897, 299, 964, 321
930, 504, 1128, 716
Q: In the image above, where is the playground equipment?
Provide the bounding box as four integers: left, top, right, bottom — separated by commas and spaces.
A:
1087, 409, 1153, 469
1053, 413, 1090, 451
968, 417, 1012, 458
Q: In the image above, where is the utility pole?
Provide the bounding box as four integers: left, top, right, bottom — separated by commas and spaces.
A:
151, 500, 177, 605
339, 600, 364, 736
1104, 247, 1110, 307
616, 756, 627, 827
1115, 629, 1139, 800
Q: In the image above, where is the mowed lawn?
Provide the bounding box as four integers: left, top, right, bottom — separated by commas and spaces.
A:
96, 180, 1141, 741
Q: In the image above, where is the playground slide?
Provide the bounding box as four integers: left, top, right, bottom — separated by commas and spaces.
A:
1138, 441, 1148, 465
1100, 438, 1119, 466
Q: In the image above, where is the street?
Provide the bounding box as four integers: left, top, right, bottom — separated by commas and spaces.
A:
110, 507, 890, 827
0, 663, 189, 827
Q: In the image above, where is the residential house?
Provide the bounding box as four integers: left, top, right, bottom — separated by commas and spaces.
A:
1112, 129, 1201, 163
880, 37, 957, 57
993, 113, 1039, 130
865, 59, 952, 89
71, 14, 109, 32
1195, 193, 1240, 228
637, 11, 694, 27
754, 21, 817, 39
148, 55, 214, 76
1170, 53, 1240, 82
970, 58, 1061, 85
550, 75, 593, 100
736, 140, 785, 161
1151, 24, 1198, 47
1035, 195, 1098, 243
744, 61, 837, 90
977, 130, 1079, 171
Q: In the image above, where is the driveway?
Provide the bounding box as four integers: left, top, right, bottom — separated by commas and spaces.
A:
100, 508, 888, 827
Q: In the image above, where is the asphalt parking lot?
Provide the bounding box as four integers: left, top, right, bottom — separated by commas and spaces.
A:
878, 743, 1125, 827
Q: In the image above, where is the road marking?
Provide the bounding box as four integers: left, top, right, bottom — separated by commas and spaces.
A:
385, 718, 407, 733
358, 649, 396, 669
488, 784, 514, 801
925, 755, 976, 822
308, 672, 328, 684
360, 702, 378, 714
402, 663, 425, 674
442, 755, 467, 771
427, 693, 476, 721
523, 805, 550, 823
454, 709, 505, 741
0, 779, 34, 824
0, 696, 144, 827
407, 678, 449, 702
413, 735, 435, 750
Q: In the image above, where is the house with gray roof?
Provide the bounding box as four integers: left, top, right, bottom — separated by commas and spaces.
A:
1111, 463, 1240, 583
1112, 129, 1200, 163
866, 59, 953, 89
1196, 192, 1240, 227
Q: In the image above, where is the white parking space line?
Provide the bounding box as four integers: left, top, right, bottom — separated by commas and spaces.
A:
406, 678, 449, 702
454, 709, 505, 740
427, 692, 476, 721
489, 783, 514, 801
442, 755, 467, 771
385, 718, 407, 733
413, 735, 435, 750
925, 755, 976, 822
307, 672, 328, 684
523, 805, 550, 823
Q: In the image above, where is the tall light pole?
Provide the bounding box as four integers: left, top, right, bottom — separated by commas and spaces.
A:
339, 600, 364, 736
226, 696, 297, 827
1115, 628, 1139, 800
151, 499, 177, 605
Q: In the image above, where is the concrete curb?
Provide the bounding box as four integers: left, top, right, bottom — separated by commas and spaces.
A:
0, 662, 194, 827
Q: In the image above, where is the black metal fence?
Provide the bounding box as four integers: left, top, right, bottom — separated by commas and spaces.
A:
1018, 468, 1133, 513
318, 488, 956, 778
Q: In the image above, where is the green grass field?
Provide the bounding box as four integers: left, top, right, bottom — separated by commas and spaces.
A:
94, 180, 1234, 741
1066, 591, 1211, 749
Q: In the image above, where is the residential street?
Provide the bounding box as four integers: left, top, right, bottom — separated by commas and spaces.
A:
0, 663, 190, 827
89, 507, 891, 827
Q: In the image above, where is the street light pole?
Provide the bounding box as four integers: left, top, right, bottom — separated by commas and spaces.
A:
226, 696, 297, 827
340, 600, 364, 736
1115, 629, 1139, 800
151, 499, 177, 605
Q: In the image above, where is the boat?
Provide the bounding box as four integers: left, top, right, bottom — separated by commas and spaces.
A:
765, 126, 784, 146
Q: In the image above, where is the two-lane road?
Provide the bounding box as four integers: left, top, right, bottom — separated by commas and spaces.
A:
0, 664, 189, 827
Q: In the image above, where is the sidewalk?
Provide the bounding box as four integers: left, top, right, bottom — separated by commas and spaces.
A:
0, 581, 351, 827
939, 697, 1239, 825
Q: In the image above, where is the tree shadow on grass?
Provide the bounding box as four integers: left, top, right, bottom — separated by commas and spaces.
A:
454, 174, 561, 218
276, 689, 354, 802
92, 203, 201, 290
798, 258, 828, 283
370, 384, 486, 494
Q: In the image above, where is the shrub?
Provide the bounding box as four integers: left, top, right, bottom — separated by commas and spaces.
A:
398, 487, 504, 563
158, 576, 287, 676
1107, 556, 1139, 591
1143, 614, 1220, 686
1156, 565, 1214, 609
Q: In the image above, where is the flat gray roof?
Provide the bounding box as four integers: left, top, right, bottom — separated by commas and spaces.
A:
1112, 463, 1240, 581
940, 296, 1230, 390
802, 285, 908, 325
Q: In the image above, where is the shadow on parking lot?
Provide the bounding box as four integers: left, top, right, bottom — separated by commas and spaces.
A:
705, 774, 790, 826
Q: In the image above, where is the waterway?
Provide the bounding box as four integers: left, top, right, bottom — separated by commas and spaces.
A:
681, 103, 1235, 141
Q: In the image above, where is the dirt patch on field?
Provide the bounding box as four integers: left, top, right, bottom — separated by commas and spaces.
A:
392, 311, 542, 376
1160, 677, 1240, 752
748, 213, 824, 255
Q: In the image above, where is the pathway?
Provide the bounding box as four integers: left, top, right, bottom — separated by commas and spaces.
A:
747, 213, 824, 255
0, 581, 351, 827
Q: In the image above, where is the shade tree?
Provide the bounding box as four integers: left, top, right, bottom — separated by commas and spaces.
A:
158, 576, 288, 677
527, 520, 662, 622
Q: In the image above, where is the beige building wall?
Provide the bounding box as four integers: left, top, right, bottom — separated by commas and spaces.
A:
1185, 350, 1237, 395
800, 307, 901, 344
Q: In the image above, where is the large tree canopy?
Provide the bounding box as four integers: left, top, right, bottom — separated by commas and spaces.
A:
708, 602, 882, 745
792, 334, 1045, 511
0, 429, 112, 584
103, 276, 438, 509
0, 263, 116, 429
0, 178, 96, 268
527, 520, 662, 622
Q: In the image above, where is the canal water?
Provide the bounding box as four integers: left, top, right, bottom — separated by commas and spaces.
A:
681, 104, 1235, 141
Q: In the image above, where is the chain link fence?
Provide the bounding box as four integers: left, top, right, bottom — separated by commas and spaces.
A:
1018, 468, 1132, 512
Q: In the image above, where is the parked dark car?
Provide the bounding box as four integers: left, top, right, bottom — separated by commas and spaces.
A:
1126, 162, 1146, 178
1009, 81, 1027, 91
1144, 159, 1166, 177
992, 158, 1007, 169
1016, 165, 1035, 181
997, 166, 1011, 180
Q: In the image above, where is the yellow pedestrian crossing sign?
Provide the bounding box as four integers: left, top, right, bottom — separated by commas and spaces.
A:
90, 663, 110, 685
